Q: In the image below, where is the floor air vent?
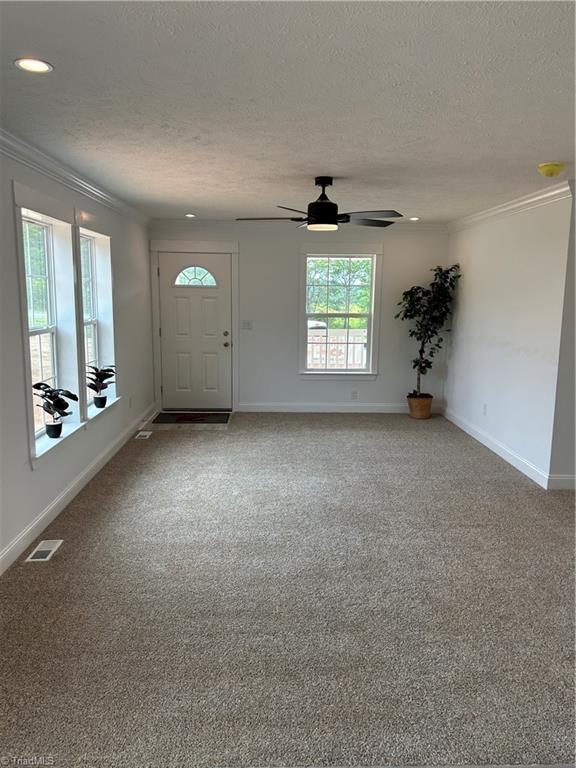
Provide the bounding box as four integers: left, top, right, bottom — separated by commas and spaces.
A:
135, 431, 152, 440
25, 540, 63, 562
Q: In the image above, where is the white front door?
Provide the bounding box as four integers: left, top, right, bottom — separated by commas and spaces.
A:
159, 252, 232, 409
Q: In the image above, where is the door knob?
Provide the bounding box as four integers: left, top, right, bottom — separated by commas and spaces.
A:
223, 342, 230, 347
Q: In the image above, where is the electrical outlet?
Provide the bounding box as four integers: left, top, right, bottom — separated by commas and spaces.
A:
482, 403, 487, 416
351, 390, 359, 401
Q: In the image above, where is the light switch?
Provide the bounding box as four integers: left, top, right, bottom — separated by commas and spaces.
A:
241, 320, 253, 330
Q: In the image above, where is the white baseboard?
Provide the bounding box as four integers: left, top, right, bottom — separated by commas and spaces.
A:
444, 408, 551, 489
236, 401, 444, 413
0, 402, 158, 576
547, 474, 576, 490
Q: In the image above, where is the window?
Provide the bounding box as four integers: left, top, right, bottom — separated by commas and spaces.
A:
16, 189, 117, 457
80, 235, 98, 402
303, 253, 377, 373
175, 266, 217, 286
22, 214, 57, 433
79, 227, 115, 414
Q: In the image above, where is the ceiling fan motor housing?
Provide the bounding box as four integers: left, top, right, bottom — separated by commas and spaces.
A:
307, 198, 338, 225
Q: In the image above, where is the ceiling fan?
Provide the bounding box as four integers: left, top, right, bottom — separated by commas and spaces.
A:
236, 176, 402, 231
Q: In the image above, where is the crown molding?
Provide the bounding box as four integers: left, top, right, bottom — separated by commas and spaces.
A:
449, 181, 572, 232
0, 128, 148, 225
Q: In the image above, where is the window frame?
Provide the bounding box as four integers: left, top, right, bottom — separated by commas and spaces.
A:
298, 246, 382, 377
22, 215, 58, 435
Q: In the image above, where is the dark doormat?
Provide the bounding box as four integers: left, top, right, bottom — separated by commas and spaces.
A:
153, 412, 230, 424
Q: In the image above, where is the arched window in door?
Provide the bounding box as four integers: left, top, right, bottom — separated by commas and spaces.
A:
174, 266, 217, 287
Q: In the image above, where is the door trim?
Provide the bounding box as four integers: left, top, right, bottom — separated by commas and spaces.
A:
150, 241, 240, 412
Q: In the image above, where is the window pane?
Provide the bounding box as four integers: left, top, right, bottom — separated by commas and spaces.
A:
31, 278, 49, 328
347, 344, 368, 369
39, 332, 55, 382
327, 323, 347, 346
307, 317, 327, 344
29, 335, 42, 384
327, 343, 348, 369
175, 266, 217, 286
327, 285, 347, 313
307, 286, 328, 314
80, 237, 91, 273
306, 258, 328, 285
23, 222, 48, 277
349, 286, 371, 313
350, 258, 372, 285
84, 324, 96, 365
82, 279, 93, 321
307, 344, 327, 369
327, 258, 351, 286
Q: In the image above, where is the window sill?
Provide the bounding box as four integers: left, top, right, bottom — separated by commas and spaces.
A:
32, 396, 122, 464
34, 421, 86, 460
87, 395, 122, 420
299, 371, 378, 380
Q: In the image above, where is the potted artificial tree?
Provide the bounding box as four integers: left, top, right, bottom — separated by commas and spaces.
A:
33, 383, 79, 437
395, 264, 460, 419
87, 365, 116, 408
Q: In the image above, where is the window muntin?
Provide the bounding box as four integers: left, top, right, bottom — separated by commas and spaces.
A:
304, 255, 375, 372
22, 217, 57, 433
80, 235, 98, 402
175, 266, 217, 286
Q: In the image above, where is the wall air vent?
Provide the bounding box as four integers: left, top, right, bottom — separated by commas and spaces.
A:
25, 540, 63, 562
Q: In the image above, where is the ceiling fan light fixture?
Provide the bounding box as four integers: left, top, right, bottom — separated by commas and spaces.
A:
307, 223, 338, 231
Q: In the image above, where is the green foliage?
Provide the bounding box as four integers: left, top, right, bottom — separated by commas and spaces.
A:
23, 221, 50, 328
395, 265, 460, 394
306, 257, 372, 315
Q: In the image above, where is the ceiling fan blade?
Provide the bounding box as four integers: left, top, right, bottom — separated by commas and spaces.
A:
342, 210, 403, 218
277, 205, 308, 214
296, 222, 309, 229
353, 219, 396, 228
236, 216, 306, 221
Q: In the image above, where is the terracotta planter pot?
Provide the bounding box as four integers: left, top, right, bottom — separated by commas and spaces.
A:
407, 395, 433, 419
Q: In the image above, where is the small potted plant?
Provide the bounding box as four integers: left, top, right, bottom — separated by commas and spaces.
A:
87, 365, 116, 408
395, 264, 460, 419
33, 383, 79, 438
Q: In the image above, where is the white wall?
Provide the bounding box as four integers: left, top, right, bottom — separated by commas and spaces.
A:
549, 182, 575, 485
445, 192, 573, 488
149, 221, 451, 411
0, 152, 155, 572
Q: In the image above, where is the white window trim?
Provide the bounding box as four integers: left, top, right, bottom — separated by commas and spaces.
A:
298, 245, 383, 376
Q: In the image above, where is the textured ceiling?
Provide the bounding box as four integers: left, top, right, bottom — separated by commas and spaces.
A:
0, 1, 574, 222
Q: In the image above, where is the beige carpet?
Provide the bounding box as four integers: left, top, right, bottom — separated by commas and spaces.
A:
0, 413, 574, 767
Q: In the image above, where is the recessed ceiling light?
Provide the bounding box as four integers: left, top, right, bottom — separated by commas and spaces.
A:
409, 217, 420, 222
185, 213, 196, 218
14, 58, 54, 73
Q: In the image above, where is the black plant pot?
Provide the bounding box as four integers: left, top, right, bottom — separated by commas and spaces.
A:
94, 395, 107, 409
46, 422, 63, 438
